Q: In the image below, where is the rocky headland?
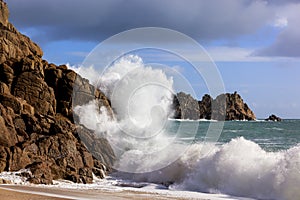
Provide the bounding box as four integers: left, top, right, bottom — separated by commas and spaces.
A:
0, 0, 115, 184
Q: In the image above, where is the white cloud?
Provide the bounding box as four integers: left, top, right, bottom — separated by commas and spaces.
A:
273, 17, 288, 28
133, 46, 300, 63
208, 46, 300, 62
172, 65, 185, 73
207, 47, 255, 62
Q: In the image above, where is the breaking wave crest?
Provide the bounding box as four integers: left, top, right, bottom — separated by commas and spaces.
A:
73, 55, 300, 200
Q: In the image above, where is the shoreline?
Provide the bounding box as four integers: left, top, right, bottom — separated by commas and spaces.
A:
0, 185, 192, 200
0, 184, 249, 200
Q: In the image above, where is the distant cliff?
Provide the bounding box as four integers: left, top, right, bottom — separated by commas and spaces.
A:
172, 91, 256, 121
0, 0, 115, 184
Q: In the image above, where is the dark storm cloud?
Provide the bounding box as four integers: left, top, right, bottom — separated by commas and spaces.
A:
6, 0, 273, 43
5, 0, 300, 57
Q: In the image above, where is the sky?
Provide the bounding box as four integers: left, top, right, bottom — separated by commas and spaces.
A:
5, 0, 300, 118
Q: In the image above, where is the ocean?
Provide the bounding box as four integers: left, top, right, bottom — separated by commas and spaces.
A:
130, 119, 300, 199
182, 119, 300, 151
2, 119, 299, 200
52, 119, 300, 200
60, 119, 296, 200
69, 55, 300, 200
155, 119, 300, 200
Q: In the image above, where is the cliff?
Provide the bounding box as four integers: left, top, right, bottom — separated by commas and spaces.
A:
0, 0, 115, 184
173, 91, 256, 121
0, 1, 42, 63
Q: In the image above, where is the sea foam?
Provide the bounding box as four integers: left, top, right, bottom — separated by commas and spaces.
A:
74, 55, 184, 173
72, 55, 300, 200
172, 137, 300, 200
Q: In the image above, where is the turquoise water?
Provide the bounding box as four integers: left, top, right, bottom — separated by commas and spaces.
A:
159, 119, 300, 200
169, 119, 300, 152
112, 119, 300, 200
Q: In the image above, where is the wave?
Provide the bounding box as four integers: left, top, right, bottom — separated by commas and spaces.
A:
176, 138, 300, 200
73, 55, 300, 200
114, 137, 300, 200
74, 55, 180, 173
223, 129, 244, 133
265, 127, 284, 131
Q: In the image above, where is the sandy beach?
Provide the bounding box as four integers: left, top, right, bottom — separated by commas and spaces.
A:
0, 187, 67, 200
0, 185, 195, 200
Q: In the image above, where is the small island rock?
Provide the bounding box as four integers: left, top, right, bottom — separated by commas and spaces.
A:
265, 114, 282, 122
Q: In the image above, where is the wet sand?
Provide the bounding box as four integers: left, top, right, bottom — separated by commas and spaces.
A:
0, 185, 192, 200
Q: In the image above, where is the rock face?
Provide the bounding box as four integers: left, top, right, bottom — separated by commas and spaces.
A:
172, 91, 256, 121
0, 1, 42, 63
0, 1, 115, 184
265, 114, 282, 122
0, 0, 8, 26
172, 92, 200, 120
220, 92, 256, 121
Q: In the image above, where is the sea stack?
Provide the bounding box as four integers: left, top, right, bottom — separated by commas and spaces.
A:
0, 0, 115, 184
172, 91, 256, 121
265, 114, 282, 122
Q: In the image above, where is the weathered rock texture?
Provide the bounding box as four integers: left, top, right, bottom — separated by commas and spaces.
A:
0, 0, 115, 184
173, 91, 256, 121
0, 1, 42, 64
172, 92, 200, 120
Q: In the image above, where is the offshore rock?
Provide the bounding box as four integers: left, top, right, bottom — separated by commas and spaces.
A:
218, 92, 256, 121
172, 91, 256, 121
172, 92, 200, 120
265, 114, 282, 122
